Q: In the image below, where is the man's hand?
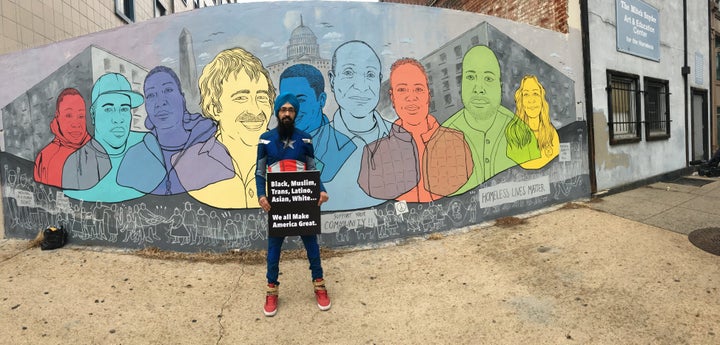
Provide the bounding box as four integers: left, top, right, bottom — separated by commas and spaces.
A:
259, 196, 271, 212
318, 191, 329, 206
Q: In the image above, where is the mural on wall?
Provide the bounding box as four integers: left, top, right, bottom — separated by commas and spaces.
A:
0, 2, 589, 252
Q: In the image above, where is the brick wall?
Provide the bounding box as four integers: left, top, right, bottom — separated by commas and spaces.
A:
382, 0, 568, 34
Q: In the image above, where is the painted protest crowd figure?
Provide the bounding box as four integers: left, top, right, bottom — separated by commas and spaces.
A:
34, 88, 91, 188
278, 64, 329, 135
312, 40, 392, 211
509, 75, 559, 169
441, 46, 540, 195
62, 73, 145, 202
117, 66, 216, 195
174, 47, 276, 209
359, 58, 473, 203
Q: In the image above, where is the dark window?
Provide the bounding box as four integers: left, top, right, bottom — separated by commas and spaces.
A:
471, 36, 479, 46
716, 35, 720, 80
454, 45, 462, 59
644, 77, 670, 140
439, 52, 447, 64
444, 94, 452, 106
607, 70, 641, 144
115, 0, 135, 23
155, 0, 167, 17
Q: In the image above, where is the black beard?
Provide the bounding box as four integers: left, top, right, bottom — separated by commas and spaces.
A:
277, 117, 295, 139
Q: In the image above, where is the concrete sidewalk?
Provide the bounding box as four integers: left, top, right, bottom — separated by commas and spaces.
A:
590, 174, 720, 237
0, 177, 718, 345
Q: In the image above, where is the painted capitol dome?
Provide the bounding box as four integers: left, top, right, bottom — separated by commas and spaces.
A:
267, 16, 331, 82
287, 18, 320, 60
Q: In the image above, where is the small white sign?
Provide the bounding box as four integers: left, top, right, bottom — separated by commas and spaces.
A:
478, 176, 551, 208
15, 190, 35, 207
320, 209, 378, 233
559, 143, 572, 162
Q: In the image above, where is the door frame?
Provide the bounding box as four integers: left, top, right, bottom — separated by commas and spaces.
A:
690, 87, 709, 161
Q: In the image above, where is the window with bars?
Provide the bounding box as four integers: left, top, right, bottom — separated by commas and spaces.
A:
644, 77, 670, 140
607, 71, 641, 144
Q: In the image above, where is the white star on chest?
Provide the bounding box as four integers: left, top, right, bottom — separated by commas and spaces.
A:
282, 138, 295, 149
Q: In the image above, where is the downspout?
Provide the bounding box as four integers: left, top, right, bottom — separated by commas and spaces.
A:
683, 0, 690, 165
580, 0, 597, 194
710, 1, 715, 153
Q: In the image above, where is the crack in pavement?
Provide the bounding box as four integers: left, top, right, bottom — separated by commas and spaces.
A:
0, 245, 32, 265
216, 265, 245, 345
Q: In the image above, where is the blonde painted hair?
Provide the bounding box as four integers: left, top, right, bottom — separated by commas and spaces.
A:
508, 75, 553, 153
198, 47, 276, 119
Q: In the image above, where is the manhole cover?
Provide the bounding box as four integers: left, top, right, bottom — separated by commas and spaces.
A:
688, 227, 720, 256
670, 177, 715, 187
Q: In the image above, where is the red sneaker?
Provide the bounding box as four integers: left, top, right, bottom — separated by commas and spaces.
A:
313, 278, 331, 311
264, 283, 278, 317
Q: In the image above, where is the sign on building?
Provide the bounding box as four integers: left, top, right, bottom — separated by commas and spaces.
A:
615, 0, 660, 61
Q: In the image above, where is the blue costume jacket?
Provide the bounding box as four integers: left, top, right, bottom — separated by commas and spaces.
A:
255, 128, 326, 198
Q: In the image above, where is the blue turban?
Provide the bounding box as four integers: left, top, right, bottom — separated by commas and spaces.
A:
274, 93, 300, 118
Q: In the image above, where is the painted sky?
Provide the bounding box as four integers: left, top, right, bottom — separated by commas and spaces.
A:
0, 2, 577, 110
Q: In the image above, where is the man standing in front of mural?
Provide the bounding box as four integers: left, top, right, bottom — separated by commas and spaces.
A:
441, 46, 540, 195
255, 93, 331, 317
174, 47, 276, 209
278, 64, 330, 134
117, 66, 216, 195
62, 73, 145, 202
34, 88, 91, 188
312, 40, 392, 211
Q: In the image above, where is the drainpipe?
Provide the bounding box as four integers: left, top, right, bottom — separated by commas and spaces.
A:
710, 2, 716, 153
580, 0, 597, 194
683, 0, 690, 165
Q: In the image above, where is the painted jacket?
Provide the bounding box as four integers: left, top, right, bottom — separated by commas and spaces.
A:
117, 112, 216, 195
312, 109, 391, 211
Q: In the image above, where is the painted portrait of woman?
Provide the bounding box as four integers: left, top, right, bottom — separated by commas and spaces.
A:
508, 75, 559, 169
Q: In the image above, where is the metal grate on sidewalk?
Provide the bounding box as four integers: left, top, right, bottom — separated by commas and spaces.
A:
688, 228, 720, 256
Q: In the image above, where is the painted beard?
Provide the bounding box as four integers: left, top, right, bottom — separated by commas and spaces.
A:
278, 116, 295, 139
